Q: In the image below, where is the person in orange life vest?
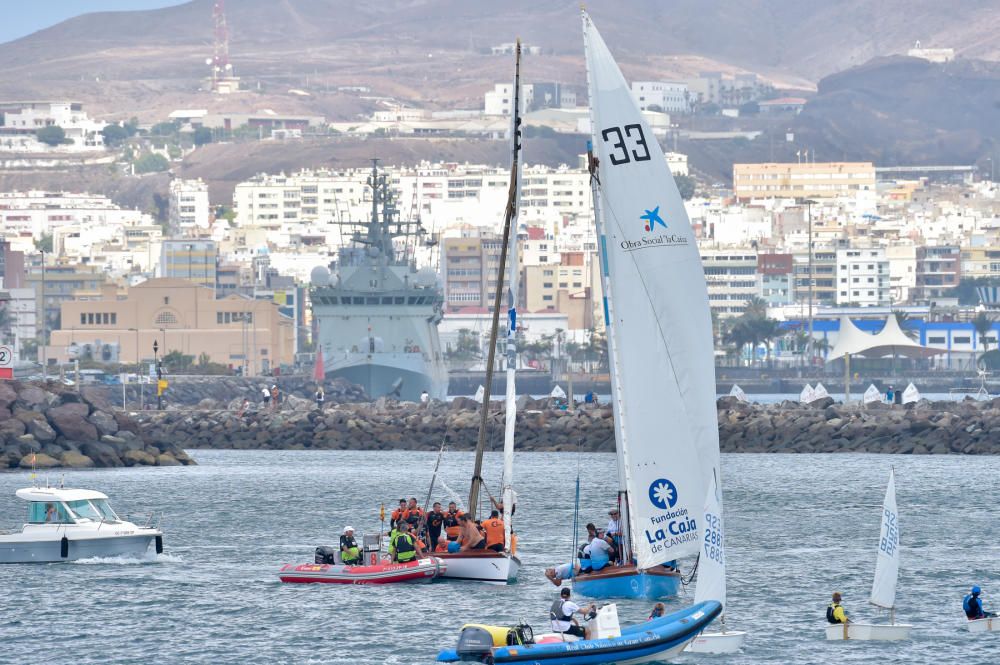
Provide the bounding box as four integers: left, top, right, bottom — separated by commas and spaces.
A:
482, 510, 506, 552
443, 502, 464, 541
404, 497, 424, 532
390, 499, 407, 529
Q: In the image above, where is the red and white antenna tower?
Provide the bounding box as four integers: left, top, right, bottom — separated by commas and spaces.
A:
210, 0, 232, 91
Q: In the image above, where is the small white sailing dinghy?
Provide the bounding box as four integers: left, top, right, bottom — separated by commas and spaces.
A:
826, 468, 912, 641
685, 474, 747, 653
967, 616, 1000, 633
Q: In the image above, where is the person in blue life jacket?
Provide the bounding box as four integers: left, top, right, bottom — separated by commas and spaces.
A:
826, 591, 849, 624
964, 586, 998, 620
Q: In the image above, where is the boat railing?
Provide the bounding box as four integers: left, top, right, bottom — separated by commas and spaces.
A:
124, 512, 161, 530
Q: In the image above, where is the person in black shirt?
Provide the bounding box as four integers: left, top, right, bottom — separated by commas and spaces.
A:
339, 526, 361, 565
426, 501, 445, 552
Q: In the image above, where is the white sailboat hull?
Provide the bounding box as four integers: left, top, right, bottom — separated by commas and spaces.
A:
684, 629, 747, 653
967, 617, 1000, 633
824, 623, 912, 641
434, 552, 520, 584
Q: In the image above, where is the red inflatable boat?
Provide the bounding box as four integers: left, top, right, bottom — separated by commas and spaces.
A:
278, 556, 445, 584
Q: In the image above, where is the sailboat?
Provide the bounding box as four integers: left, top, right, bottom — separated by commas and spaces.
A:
435, 41, 524, 585
826, 468, 912, 640
571, 11, 721, 603
685, 474, 748, 653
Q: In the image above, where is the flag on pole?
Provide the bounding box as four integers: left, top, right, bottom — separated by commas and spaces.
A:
379, 503, 385, 522
313, 347, 325, 382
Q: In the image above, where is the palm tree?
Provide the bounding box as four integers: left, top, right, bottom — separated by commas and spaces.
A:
752, 318, 782, 367
972, 312, 995, 355
892, 309, 918, 340
744, 296, 768, 319
723, 319, 750, 366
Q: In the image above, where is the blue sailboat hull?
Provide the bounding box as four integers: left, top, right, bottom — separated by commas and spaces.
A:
438, 601, 721, 664
572, 567, 681, 600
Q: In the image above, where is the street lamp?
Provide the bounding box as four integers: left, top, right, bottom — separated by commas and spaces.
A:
128, 327, 141, 410
801, 199, 817, 367
152, 339, 162, 410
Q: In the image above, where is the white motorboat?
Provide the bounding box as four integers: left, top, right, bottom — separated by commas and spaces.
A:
0, 486, 162, 563
825, 469, 912, 641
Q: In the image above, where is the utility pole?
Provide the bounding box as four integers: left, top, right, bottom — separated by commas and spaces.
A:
804, 199, 816, 367
40, 250, 46, 379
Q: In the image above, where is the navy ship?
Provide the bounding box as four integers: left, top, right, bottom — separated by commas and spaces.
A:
310, 161, 448, 401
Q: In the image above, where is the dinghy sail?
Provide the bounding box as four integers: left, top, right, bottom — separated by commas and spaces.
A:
573, 10, 718, 600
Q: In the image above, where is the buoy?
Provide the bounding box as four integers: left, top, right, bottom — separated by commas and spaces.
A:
155, 535, 164, 554
60, 536, 69, 559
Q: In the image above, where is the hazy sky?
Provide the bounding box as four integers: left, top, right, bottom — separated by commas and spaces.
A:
0, 1, 188, 45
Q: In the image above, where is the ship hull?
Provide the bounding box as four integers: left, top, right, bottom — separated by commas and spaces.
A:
328, 359, 447, 402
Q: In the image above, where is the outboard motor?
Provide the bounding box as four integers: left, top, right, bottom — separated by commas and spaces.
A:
314, 546, 338, 565
455, 625, 498, 662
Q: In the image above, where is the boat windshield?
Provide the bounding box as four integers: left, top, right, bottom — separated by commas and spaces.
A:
27, 502, 74, 524
91, 499, 119, 521
66, 499, 103, 521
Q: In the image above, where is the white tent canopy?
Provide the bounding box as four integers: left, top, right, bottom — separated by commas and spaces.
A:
826, 315, 940, 362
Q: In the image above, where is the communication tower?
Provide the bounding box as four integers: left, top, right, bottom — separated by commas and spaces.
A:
206, 0, 240, 93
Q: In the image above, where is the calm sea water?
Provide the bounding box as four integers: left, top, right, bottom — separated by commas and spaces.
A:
1, 450, 997, 664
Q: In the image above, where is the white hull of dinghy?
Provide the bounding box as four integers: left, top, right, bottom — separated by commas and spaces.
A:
434, 552, 520, 584
825, 623, 912, 641
967, 617, 1000, 633
684, 629, 748, 653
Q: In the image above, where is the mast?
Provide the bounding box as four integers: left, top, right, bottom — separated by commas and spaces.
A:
501, 40, 524, 551
468, 40, 523, 520
587, 146, 632, 564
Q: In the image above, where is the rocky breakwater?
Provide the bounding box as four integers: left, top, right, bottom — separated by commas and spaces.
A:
0, 381, 195, 470
718, 395, 1000, 454
135, 395, 617, 452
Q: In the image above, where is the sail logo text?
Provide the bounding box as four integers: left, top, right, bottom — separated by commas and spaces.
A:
620, 234, 688, 252
645, 513, 699, 553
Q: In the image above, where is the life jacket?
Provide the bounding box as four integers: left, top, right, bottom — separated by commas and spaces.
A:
826, 603, 843, 624
964, 594, 981, 619
483, 518, 505, 548
444, 512, 462, 539
391, 508, 406, 527
549, 599, 572, 624
340, 535, 360, 563
394, 533, 416, 562
405, 507, 423, 528
434, 539, 449, 552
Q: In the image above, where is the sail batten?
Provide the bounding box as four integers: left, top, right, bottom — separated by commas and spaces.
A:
870, 469, 900, 610
583, 11, 719, 570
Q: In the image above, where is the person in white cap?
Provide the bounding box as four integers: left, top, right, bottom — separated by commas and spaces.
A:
340, 526, 361, 565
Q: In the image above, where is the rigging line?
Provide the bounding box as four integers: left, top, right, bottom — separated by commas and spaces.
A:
569, 439, 583, 586
597, 178, 710, 449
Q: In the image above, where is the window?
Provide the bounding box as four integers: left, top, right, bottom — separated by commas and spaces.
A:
28, 502, 72, 524
542, 295, 553, 301
154, 311, 178, 326
87, 313, 94, 324
110, 313, 116, 325
217, 313, 224, 324
80, 314, 86, 325
66, 500, 102, 521
954, 336, 971, 344
928, 336, 947, 344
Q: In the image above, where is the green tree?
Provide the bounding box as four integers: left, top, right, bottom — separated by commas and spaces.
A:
36, 233, 53, 253
972, 312, 995, 355
101, 124, 129, 147
151, 121, 179, 136
134, 152, 169, 174
193, 126, 213, 146
446, 328, 481, 362
674, 175, 696, 200
36, 125, 66, 146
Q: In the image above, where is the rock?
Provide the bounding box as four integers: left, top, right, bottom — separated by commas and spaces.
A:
47, 403, 99, 443
60, 451, 95, 468
26, 418, 57, 443
0, 418, 26, 438
88, 410, 119, 436
80, 442, 124, 468
16, 385, 52, 409
123, 449, 157, 466
156, 453, 181, 466
0, 381, 17, 409
19, 452, 60, 468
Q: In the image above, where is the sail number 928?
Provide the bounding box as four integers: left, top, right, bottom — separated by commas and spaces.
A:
601, 124, 651, 165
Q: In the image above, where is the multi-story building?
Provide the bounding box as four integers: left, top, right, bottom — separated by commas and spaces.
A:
733, 162, 876, 201
0, 101, 105, 152
160, 239, 217, 289
441, 232, 497, 311
792, 248, 838, 306
0, 240, 25, 288
913, 245, 961, 302
631, 81, 689, 113
169, 179, 211, 230
49, 278, 294, 373
757, 253, 794, 306
0, 287, 36, 359
700, 248, 758, 318
522, 250, 601, 330
835, 248, 890, 307
960, 245, 1000, 281
484, 83, 534, 116
24, 262, 107, 349
886, 244, 917, 304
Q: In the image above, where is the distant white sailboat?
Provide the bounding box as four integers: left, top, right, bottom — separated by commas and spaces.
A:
685, 474, 748, 653
826, 468, 912, 641
863, 384, 881, 404
729, 384, 748, 402
800, 384, 816, 404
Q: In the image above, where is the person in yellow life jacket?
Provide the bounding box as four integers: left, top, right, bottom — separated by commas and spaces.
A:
826, 592, 849, 624
483, 510, 506, 552
392, 522, 425, 563
339, 526, 361, 565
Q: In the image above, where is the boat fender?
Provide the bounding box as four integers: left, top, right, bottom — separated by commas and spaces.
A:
155, 535, 164, 555
60, 536, 69, 559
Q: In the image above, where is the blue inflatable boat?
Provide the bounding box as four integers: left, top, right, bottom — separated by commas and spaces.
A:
437, 600, 721, 664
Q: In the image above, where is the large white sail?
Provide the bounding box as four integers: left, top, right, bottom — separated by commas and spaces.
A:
870, 468, 900, 609
694, 474, 727, 611
501, 44, 524, 550
583, 12, 719, 569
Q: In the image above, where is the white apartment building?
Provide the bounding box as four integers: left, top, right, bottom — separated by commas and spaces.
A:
631, 81, 689, 113
0, 287, 37, 359
169, 178, 211, 230
699, 247, 759, 318
0, 102, 105, 152
0, 191, 153, 250
835, 248, 890, 307
484, 83, 534, 117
